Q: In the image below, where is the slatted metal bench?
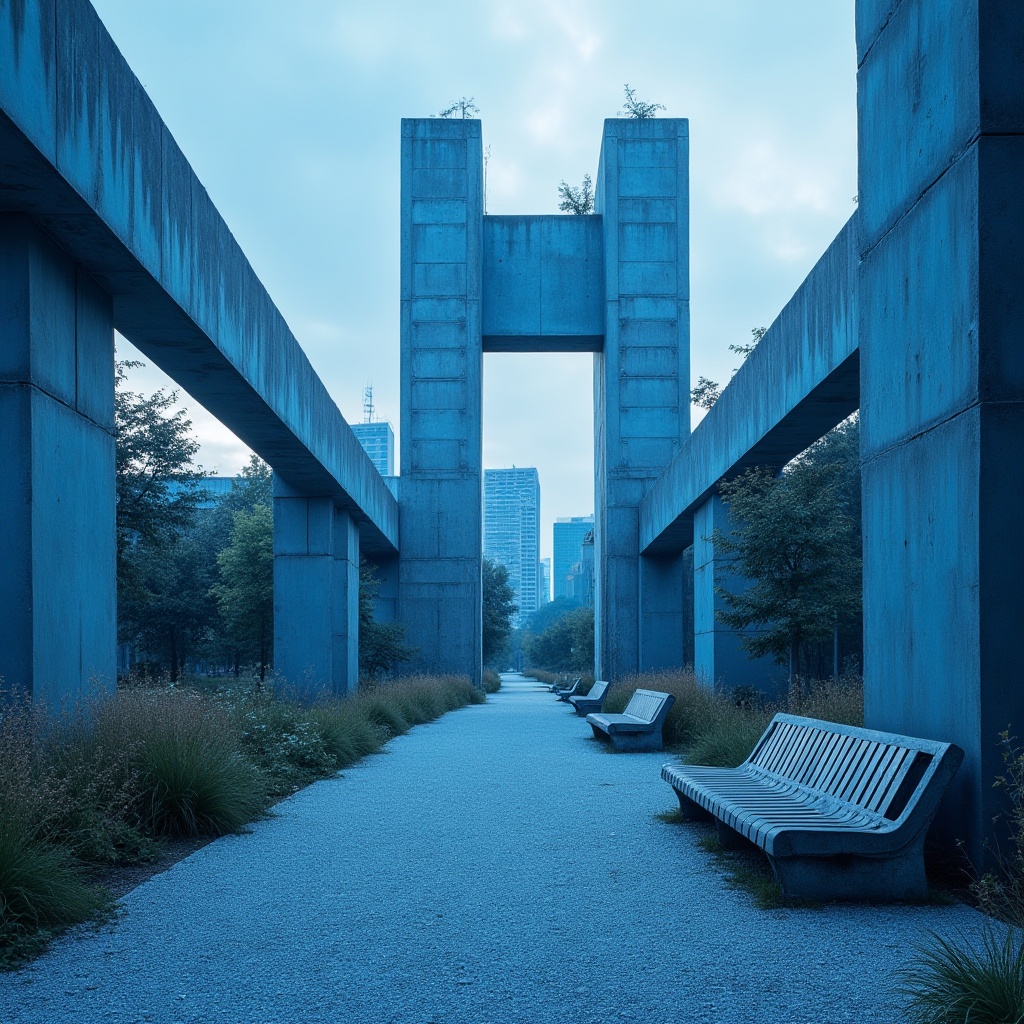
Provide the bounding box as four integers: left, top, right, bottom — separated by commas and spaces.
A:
568, 680, 610, 717
554, 678, 583, 702
661, 713, 964, 900
586, 689, 675, 752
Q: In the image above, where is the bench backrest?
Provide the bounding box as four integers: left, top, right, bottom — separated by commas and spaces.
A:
746, 713, 964, 825
623, 688, 675, 726
583, 680, 610, 701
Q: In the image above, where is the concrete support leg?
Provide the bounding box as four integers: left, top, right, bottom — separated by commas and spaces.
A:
594, 118, 690, 682
332, 510, 359, 695
639, 550, 686, 672
0, 215, 116, 707
273, 482, 358, 698
398, 117, 483, 686
857, 0, 1024, 863
693, 495, 787, 696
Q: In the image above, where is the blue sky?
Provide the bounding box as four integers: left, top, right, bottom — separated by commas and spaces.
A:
93, 0, 858, 566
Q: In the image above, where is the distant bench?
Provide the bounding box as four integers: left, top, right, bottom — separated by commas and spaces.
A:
586, 689, 675, 752
554, 678, 582, 702
661, 713, 963, 900
569, 680, 610, 717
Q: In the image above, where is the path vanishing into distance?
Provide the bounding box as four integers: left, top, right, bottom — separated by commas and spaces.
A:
0, 675, 991, 1024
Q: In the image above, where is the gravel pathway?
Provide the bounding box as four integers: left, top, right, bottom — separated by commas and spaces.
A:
0, 675, 989, 1023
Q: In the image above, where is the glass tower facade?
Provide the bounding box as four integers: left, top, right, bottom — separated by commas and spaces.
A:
553, 515, 594, 599
350, 421, 395, 477
483, 468, 540, 628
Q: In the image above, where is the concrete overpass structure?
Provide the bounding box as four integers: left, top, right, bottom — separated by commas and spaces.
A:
1, 0, 1022, 862
0, 0, 397, 705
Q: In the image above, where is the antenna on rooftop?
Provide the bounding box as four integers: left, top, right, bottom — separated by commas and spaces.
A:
363, 383, 374, 423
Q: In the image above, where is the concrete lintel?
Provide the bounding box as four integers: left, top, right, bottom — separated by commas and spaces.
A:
0, 2, 397, 554
639, 216, 860, 555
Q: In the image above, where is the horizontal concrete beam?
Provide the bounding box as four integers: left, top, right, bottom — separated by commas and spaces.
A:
0, 0, 397, 553
482, 215, 604, 351
639, 216, 860, 554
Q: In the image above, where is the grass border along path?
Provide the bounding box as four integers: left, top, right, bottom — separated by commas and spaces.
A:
0, 674, 485, 968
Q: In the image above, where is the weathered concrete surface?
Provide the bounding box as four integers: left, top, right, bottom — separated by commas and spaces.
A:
0, 214, 116, 703
639, 217, 859, 556
399, 118, 483, 686
0, 0, 396, 554
857, 0, 1024, 864
481, 214, 603, 351
693, 495, 788, 696
594, 118, 690, 681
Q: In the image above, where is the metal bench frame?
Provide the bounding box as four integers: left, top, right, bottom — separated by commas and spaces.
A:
661, 713, 964, 900
586, 689, 676, 752
554, 678, 583, 702
568, 680, 611, 717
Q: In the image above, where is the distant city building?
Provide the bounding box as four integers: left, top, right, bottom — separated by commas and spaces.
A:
166, 475, 236, 509
484, 468, 541, 628
553, 515, 594, 599
539, 558, 551, 606
567, 529, 595, 606
351, 421, 395, 477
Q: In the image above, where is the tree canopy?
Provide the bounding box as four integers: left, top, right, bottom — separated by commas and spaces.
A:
557, 174, 594, 215
523, 605, 594, 673
482, 558, 517, 666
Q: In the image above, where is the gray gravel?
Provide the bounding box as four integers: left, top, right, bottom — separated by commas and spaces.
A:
0, 675, 990, 1023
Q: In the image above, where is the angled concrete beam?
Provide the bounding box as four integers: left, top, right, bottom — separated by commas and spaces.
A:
639, 217, 859, 555
0, 0, 397, 553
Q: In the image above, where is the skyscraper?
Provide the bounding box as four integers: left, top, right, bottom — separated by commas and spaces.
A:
553, 515, 594, 599
483, 468, 540, 628
350, 421, 394, 477
539, 558, 551, 606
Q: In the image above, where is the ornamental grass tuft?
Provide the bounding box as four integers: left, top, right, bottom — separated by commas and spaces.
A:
900, 927, 1024, 1024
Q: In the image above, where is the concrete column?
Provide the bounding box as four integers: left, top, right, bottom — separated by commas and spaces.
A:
594, 119, 689, 681
398, 118, 483, 686
0, 215, 116, 707
332, 510, 359, 695
638, 551, 686, 671
858, 0, 1024, 861
272, 490, 360, 697
692, 495, 787, 696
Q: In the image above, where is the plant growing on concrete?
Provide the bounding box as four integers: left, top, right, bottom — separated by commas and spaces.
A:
557, 174, 594, 214
690, 376, 722, 410
618, 83, 665, 119
439, 97, 479, 119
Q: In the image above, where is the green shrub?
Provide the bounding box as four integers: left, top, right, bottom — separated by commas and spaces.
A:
482, 669, 501, 693
900, 927, 1024, 1024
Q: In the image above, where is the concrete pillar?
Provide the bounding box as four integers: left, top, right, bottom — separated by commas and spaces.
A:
398, 118, 483, 686
273, 480, 358, 697
638, 551, 686, 671
332, 510, 359, 695
857, 0, 1024, 861
693, 495, 787, 696
594, 119, 689, 681
0, 215, 116, 707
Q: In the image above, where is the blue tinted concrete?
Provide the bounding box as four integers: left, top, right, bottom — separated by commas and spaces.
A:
481, 215, 603, 351
399, 119, 483, 686
857, 0, 1024, 863
692, 496, 788, 696
594, 119, 689, 680
0, 0, 396, 555
0, 215, 116, 705
640, 218, 859, 556
273, 480, 358, 698
638, 551, 685, 672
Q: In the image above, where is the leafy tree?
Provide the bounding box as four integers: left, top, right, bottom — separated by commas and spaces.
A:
690, 376, 722, 410
213, 505, 274, 682
115, 361, 207, 596
712, 424, 861, 688
618, 83, 665, 119
118, 533, 216, 681
482, 558, 517, 666
557, 174, 594, 215
524, 606, 594, 672
439, 97, 479, 119
358, 560, 414, 678
206, 455, 273, 554
526, 596, 582, 638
